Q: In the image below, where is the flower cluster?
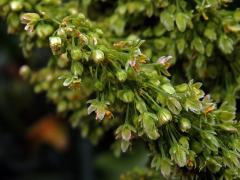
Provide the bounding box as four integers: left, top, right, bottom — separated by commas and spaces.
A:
1, 0, 240, 179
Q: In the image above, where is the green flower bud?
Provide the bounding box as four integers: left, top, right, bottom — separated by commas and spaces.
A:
10, 1, 23, 11
159, 158, 172, 177
71, 47, 82, 61
36, 24, 54, 39
49, 36, 62, 55
175, 83, 188, 93
116, 70, 127, 82
20, 13, 40, 25
117, 89, 134, 103
191, 141, 202, 154
166, 97, 182, 115
179, 118, 191, 132
179, 137, 189, 149
91, 49, 104, 63
19, 65, 31, 79
141, 112, 159, 140
157, 108, 172, 126
206, 157, 222, 173
135, 99, 147, 113
121, 140, 130, 153
71, 61, 83, 76
169, 143, 187, 167
161, 83, 175, 94
94, 80, 104, 91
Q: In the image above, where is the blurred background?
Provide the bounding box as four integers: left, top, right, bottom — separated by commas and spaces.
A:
0, 19, 148, 180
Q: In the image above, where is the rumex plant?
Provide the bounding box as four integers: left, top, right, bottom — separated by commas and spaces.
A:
1, 0, 240, 179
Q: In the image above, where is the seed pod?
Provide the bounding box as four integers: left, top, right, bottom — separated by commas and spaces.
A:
116, 70, 127, 82
206, 157, 222, 173
179, 118, 191, 132
157, 108, 172, 126
71, 61, 83, 76
71, 47, 82, 61
141, 112, 159, 140
117, 89, 134, 103
91, 49, 104, 64
36, 24, 54, 39
49, 36, 62, 55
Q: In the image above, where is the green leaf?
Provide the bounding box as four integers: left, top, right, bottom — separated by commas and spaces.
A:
191, 36, 205, 54
218, 34, 233, 54
177, 38, 185, 54
204, 28, 217, 41
160, 11, 175, 31
175, 12, 188, 32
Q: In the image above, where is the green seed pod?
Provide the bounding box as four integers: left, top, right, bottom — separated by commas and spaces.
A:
136, 99, 147, 113
179, 118, 191, 132
161, 83, 175, 94
206, 157, 222, 173
175, 83, 188, 93
49, 36, 62, 55
157, 108, 172, 126
116, 69, 127, 82
19, 65, 31, 79
71, 47, 82, 61
122, 90, 134, 103
36, 24, 54, 39
91, 49, 105, 63
10, 1, 23, 11
71, 61, 83, 76
191, 141, 202, 154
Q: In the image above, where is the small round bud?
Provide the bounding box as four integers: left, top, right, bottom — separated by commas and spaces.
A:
91, 49, 105, 63
36, 24, 54, 39
71, 47, 82, 61
19, 65, 31, 79
191, 141, 202, 154
49, 36, 62, 55
120, 90, 134, 103
10, 1, 23, 11
116, 70, 127, 82
179, 118, 191, 132
175, 83, 188, 93
71, 61, 83, 76
157, 108, 172, 126
94, 80, 104, 91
